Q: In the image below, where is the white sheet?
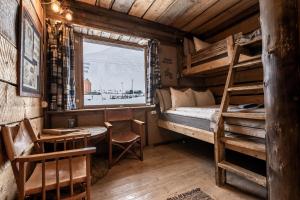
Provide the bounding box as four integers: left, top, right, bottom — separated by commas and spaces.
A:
165, 105, 220, 121
165, 105, 265, 121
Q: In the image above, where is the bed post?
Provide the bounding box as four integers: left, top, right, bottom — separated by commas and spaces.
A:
260, 0, 300, 199
226, 35, 234, 63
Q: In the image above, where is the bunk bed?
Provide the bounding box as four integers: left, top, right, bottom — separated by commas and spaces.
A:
182, 33, 262, 76
159, 29, 265, 162
158, 105, 266, 160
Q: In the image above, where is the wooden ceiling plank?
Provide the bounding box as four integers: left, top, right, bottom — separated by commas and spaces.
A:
182, 0, 240, 32
112, 0, 135, 13
142, 0, 175, 21
194, 0, 259, 35
77, 0, 97, 5
171, 0, 218, 28
128, 0, 155, 18
47, 1, 186, 43
206, 13, 260, 42
157, 0, 198, 25
99, 0, 114, 9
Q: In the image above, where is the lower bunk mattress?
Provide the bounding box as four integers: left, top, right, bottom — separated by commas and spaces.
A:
161, 105, 265, 131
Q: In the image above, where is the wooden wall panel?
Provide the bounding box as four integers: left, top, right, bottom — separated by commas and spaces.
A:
0, 82, 42, 125
0, 35, 18, 84
0, 0, 18, 45
159, 44, 178, 87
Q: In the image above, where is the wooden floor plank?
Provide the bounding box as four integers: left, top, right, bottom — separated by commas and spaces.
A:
91, 143, 266, 199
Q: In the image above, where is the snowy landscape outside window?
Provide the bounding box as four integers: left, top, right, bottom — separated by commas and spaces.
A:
83, 40, 146, 106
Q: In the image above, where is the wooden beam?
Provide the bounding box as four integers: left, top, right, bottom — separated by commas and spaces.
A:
195, 2, 259, 37
46, 1, 187, 44
260, 0, 300, 198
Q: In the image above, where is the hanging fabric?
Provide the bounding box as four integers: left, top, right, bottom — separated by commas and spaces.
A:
47, 20, 76, 111
146, 39, 161, 105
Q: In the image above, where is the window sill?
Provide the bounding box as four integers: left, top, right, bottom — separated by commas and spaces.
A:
46, 105, 155, 115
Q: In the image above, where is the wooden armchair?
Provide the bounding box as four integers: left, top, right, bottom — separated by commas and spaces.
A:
104, 108, 144, 168
1, 118, 96, 200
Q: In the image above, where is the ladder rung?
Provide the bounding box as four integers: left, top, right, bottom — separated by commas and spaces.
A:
227, 85, 264, 92
222, 112, 265, 120
233, 58, 262, 69
223, 124, 266, 138
218, 161, 266, 187
222, 137, 266, 154
239, 38, 262, 47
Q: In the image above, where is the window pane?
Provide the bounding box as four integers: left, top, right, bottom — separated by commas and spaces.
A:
83, 40, 146, 106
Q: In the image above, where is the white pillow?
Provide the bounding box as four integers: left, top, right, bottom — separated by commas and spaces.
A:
170, 88, 196, 108
193, 37, 211, 52
193, 89, 216, 106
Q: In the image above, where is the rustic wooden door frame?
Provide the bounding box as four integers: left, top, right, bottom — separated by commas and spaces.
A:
259, 0, 300, 199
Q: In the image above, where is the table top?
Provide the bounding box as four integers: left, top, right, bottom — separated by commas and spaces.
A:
41, 126, 107, 139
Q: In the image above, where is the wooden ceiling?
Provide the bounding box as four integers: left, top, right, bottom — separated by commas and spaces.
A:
77, 0, 259, 38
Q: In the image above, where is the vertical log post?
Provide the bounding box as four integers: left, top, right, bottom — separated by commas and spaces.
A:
260, 0, 300, 199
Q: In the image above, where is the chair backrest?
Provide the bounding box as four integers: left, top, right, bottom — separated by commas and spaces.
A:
104, 108, 133, 122
2, 119, 38, 161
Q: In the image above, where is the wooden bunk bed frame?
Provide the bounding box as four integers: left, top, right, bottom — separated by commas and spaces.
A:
158, 119, 266, 161
159, 34, 266, 164
182, 35, 259, 76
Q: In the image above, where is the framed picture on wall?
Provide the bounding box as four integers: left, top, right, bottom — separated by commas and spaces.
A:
18, 1, 42, 97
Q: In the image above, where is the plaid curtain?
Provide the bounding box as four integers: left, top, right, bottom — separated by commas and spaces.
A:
47, 20, 76, 111
146, 39, 161, 105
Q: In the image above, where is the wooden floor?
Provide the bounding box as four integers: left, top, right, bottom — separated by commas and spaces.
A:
91, 140, 266, 200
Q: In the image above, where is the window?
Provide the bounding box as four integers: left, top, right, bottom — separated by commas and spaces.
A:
83, 39, 146, 106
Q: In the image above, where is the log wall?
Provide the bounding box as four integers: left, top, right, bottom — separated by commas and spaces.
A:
0, 0, 44, 199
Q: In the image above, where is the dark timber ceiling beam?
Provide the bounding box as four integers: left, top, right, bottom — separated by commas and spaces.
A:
46, 0, 189, 44
260, 0, 300, 199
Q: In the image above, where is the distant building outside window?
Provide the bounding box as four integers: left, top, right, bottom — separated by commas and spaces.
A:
83, 39, 146, 106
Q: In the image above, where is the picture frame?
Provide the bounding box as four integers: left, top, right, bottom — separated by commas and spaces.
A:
18, 1, 42, 97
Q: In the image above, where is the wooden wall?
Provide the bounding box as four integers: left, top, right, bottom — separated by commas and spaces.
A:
0, 0, 44, 199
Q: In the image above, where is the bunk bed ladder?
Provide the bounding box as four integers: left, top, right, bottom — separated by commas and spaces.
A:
214, 41, 266, 187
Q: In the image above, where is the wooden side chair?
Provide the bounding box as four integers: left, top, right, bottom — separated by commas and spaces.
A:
104, 108, 144, 168
1, 118, 96, 200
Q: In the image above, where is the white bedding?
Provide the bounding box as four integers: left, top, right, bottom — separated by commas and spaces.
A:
165, 105, 220, 121
165, 105, 265, 121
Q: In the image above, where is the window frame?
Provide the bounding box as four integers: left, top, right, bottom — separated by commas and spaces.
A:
75, 34, 148, 109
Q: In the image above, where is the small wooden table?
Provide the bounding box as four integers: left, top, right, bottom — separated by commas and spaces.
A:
41, 126, 107, 148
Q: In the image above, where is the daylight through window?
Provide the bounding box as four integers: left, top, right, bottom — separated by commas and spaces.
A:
83, 40, 146, 106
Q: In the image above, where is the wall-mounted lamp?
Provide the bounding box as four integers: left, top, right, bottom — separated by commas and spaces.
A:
65, 9, 73, 21
50, 1, 61, 13
43, 0, 73, 21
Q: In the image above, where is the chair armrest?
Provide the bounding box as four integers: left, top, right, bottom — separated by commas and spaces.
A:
132, 119, 145, 126
132, 120, 145, 136
104, 122, 113, 129
15, 147, 96, 162
37, 132, 91, 143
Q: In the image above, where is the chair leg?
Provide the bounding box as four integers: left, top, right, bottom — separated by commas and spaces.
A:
109, 142, 113, 169
140, 140, 143, 161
